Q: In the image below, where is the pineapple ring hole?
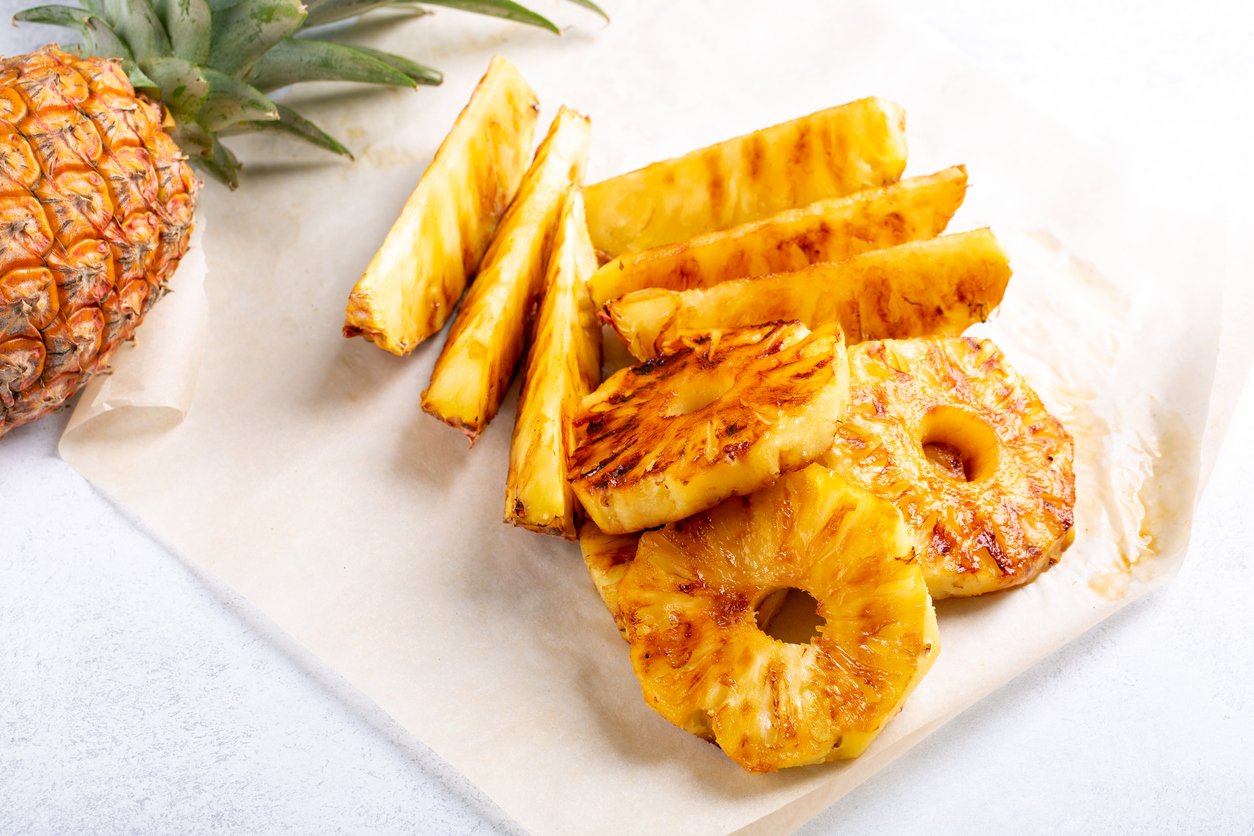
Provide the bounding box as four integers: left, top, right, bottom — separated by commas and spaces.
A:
755, 587, 825, 645
666, 369, 737, 417
920, 405, 999, 483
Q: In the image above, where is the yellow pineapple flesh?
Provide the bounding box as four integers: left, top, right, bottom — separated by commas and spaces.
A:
579, 520, 789, 640
504, 189, 601, 537
578, 521, 640, 636
568, 322, 850, 534
588, 166, 967, 309
605, 228, 1010, 360
0, 47, 196, 438
583, 97, 908, 257
422, 107, 591, 441
823, 338, 1075, 598
344, 56, 539, 355
616, 464, 938, 772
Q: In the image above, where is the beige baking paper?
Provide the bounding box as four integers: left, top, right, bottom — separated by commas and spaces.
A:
59, 3, 1238, 834
61, 218, 207, 441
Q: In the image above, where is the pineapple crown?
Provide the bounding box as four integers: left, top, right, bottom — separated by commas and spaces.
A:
15, 0, 606, 187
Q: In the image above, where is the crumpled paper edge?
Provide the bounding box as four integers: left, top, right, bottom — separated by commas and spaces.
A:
59, 216, 208, 450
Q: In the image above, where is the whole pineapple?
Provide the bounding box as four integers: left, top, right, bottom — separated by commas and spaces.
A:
0, 0, 601, 438
0, 46, 194, 436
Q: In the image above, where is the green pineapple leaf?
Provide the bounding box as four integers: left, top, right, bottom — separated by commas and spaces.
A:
418, 0, 559, 35
225, 102, 354, 158
246, 37, 416, 90
199, 135, 243, 188
93, 0, 172, 62
347, 44, 442, 86
207, 0, 307, 77
303, 0, 423, 27
15, 5, 132, 60
196, 67, 279, 131
152, 0, 212, 65
139, 55, 209, 122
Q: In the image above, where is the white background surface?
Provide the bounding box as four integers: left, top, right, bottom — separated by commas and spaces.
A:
2, 2, 1251, 834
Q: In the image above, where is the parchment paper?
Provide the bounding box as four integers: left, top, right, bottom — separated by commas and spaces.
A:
59, 3, 1237, 834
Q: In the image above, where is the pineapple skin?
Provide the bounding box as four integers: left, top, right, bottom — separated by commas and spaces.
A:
583, 97, 908, 257
504, 189, 601, 537
422, 107, 591, 441
606, 228, 1010, 360
0, 47, 196, 438
568, 322, 850, 534
344, 56, 539, 356
588, 166, 967, 309
617, 465, 938, 772
824, 338, 1076, 598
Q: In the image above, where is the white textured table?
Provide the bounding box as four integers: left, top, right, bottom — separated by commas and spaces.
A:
2, 2, 1251, 833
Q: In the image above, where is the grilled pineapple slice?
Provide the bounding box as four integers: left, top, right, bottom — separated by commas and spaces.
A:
504, 190, 601, 537
568, 322, 849, 534
578, 521, 639, 635
344, 57, 538, 355
579, 520, 789, 639
606, 229, 1010, 360
588, 167, 967, 309
618, 465, 938, 772
584, 97, 908, 257
823, 338, 1075, 598
423, 108, 591, 440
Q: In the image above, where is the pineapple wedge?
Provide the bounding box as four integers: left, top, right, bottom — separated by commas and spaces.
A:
588, 166, 967, 309
606, 229, 1011, 360
618, 465, 938, 772
344, 57, 539, 355
584, 97, 908, 257
568, 322, 850, 534
824, 338, 1075, 598
422, 107, 591, 441
504, 190, 601, 537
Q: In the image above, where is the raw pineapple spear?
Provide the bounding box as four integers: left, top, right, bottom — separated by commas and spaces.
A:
344, 57, 539, 355
606, 229, 1010, 360
588, 166, 968, 309
583, 97, 907, 257
618, 465, 938, 772
423, 108, 591, 441
504, 190, 601, 537
568, 322, 850, 534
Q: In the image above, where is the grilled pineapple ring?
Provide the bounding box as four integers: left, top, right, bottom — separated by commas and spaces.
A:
823, 337, 1076, 599
618, 465, 938, 772
568, 322, 850, 534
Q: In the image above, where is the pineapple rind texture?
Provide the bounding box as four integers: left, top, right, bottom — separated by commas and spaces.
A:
422, 107, 591, 441
587, 166, 968, 309
0, 47, 196, 438
568, 322, 851, 534
583, 97, 908, 257
606, 228, 1010, 360
617, 465, 938, 772
823, 337, 1076, 598
344, 57, 539, 356
504, 189, 601, 537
